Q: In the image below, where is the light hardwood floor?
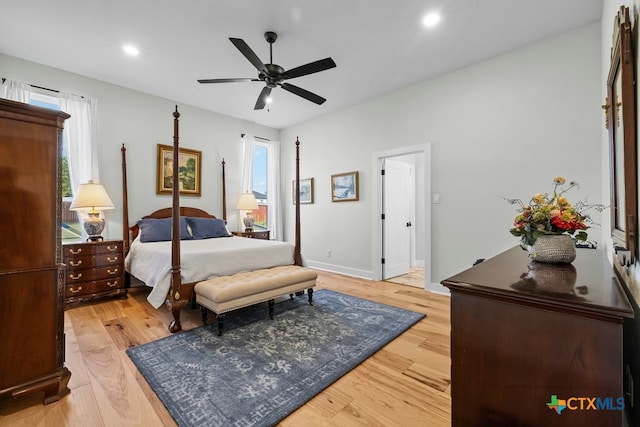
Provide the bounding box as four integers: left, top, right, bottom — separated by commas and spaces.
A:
0, 271, 451, 426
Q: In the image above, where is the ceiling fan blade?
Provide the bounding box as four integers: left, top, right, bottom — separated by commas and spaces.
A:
254, 86, 272, 110
197, 78, 260, 84
281, 58, 336, 80
229, 38, 269, 75
279, 83, 326, 105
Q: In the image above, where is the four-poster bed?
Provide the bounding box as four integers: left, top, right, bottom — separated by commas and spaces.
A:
121, 107, 304, 333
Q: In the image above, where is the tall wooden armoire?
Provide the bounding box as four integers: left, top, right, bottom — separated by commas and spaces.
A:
0, 98, 71, 403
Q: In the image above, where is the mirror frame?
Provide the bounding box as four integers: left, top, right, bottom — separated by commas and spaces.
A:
607, 6, 637, 262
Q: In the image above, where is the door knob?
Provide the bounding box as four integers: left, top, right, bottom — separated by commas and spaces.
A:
406, 221, 412, 227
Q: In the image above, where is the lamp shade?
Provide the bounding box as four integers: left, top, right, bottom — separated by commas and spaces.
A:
69, 180, 115, 212
236, 192, 258, 210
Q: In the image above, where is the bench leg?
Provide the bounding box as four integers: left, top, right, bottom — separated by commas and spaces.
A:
200, 306, 208, 325
308, 288, 314, 306
268, 299, 275, 319
216, 314, 225, 336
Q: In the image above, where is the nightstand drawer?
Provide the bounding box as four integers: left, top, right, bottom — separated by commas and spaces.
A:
231, 230, 270, 240
65, 277, 123, 299
66, 265, 122, 283
64, 241, 123, 258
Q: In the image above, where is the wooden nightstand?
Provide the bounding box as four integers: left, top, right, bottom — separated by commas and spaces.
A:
63, 239, 127, 307
231, 230, 270, 240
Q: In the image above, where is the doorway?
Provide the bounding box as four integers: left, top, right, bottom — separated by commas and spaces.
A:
372, 144, 431, 289
382, 157, 414, 280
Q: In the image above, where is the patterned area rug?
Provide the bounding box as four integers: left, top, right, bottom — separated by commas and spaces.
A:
126, 289, 424, 427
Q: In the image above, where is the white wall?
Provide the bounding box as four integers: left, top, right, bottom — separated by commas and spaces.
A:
0, 53, 280, 237
1, 21, 603, 287
281, 22, 603, 285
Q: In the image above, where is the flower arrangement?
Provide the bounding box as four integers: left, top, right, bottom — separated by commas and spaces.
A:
505, 176, 605, 246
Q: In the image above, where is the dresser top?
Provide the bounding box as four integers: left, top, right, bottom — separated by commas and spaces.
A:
442, 246, 634, 319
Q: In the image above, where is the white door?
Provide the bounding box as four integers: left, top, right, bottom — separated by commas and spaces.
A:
382, 158, 413, 279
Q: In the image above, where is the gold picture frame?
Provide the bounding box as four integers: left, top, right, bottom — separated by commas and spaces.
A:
331, 171, 359, 202
156, 144, 202, 196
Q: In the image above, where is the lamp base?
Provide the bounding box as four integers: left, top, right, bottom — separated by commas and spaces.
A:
84, 212, 105, 242
243, 212, 255, 232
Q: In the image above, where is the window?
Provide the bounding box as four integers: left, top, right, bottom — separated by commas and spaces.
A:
28, 91, 81, 242
252, 142, 269, 230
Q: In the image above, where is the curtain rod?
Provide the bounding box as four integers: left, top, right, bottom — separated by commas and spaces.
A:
240, 133, 270, 142
1, 77, 84, 98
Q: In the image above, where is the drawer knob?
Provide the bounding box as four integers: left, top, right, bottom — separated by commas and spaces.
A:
107, 245, 118, 252
107, 280, 119, 288
69, 286, 82, 294
107, 256, 119, 263
70, 260, 82, 267
69, 273, 83, 280
107, 268, 119, 275
69, 248, 82, 255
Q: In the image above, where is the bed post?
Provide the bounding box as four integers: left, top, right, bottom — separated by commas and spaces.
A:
294, 137, 302, 266
121, 143, 131, 287
222, 158, 227, 223
168, 106, 186, 333
121, 144, 130, 254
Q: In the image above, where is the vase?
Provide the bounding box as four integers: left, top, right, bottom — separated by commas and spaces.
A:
528, 234, 576, 264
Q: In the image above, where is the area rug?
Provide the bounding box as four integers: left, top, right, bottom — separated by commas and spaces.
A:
126, 289, 425, 427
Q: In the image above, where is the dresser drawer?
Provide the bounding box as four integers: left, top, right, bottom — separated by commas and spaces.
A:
65, 277, 123, 299
66, 265, 122, 283
64, 252, 122, 270
64, 241, 122, 258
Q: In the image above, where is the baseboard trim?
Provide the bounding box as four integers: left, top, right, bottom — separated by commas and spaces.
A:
305, 261, 373, 280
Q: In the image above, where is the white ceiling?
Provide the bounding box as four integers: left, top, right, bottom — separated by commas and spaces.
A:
0, 0, 603, 130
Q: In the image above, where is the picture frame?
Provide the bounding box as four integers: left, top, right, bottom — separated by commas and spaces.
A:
331, 171, 359, 202
606, 6, 637, 262
156, 144, 202, 196
293, 178, 314, 204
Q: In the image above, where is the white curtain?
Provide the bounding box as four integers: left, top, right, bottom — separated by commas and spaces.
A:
60, 93, 100, 239
59, 93, 100, 188
1, 79, 31, 103
240, 135, 254, 193
267, 140, 282, 241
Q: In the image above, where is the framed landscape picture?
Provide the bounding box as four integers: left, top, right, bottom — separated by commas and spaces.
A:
156, 144, 202, 196
293, 178, 314, 204
331, 171, 359, 202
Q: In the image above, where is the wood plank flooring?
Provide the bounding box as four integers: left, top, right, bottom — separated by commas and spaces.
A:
0, 271, 451, 426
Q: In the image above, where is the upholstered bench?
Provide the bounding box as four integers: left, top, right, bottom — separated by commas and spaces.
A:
194, 265, 317, 335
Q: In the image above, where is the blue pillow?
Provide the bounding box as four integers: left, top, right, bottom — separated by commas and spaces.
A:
187, 217, 230, 240
138, 217, 192, 242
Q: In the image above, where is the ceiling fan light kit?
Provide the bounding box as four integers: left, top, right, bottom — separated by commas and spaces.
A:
198, 31, 336, 110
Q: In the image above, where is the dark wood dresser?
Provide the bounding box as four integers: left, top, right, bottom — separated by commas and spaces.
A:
63, 240, 127, 306
442, 246, 633, 426
0, 98, 71, 404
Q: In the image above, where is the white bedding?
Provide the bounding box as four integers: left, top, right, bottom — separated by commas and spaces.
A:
124, 235, 295, 308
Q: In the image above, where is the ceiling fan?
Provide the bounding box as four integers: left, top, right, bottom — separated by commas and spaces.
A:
198, 31, 336, 110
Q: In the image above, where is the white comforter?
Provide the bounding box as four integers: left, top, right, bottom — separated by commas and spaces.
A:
125, 236, 295, 308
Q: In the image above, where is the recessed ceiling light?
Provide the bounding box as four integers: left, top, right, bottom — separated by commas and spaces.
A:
266, 97, 273, 104
422, 12, 441, 28
122, 44, 140, 57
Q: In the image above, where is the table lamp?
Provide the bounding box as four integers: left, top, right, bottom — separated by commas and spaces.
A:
236, 192, 258, 231
69, 180, 115, 241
